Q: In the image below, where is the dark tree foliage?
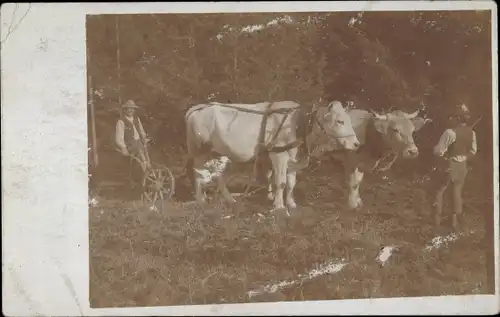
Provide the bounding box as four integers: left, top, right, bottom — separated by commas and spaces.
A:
86, 10, 493, 166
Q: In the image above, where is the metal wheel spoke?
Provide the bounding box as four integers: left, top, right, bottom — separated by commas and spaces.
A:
143, 191, 153, 202
155, 170, 165, 182
160, 184, 171, 194
138, 165, 175, 202
143, 176, 150, 185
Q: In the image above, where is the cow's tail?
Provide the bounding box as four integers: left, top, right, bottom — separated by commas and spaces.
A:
184, 110, 201, 188
184, 110, 214, 189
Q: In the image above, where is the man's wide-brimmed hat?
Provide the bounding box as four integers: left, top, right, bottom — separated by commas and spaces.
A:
449, 103, 471, 119
122, 100, 140, 109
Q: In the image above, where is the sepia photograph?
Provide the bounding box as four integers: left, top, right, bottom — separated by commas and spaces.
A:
1, 2, 498, 316
86, 9, 497, 308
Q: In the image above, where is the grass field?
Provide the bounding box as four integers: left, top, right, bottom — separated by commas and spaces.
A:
89, 157, 494, 308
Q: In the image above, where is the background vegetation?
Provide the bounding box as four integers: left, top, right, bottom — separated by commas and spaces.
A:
86, 11, 495, 308
86, 11, 493, 163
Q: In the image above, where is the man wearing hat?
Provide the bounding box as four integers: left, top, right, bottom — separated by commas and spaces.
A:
432, 103, 477, 228
115, 100, 151, 175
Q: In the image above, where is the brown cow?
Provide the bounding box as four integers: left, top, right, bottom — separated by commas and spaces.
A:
330, 108, 432, 209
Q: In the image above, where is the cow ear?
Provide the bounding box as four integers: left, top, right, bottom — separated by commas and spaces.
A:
373, 119, 388, 134
412, 117, 432, 132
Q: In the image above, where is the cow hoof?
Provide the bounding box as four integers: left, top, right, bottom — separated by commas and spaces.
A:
271, 206, 287, 213
348, 199, 363, 210
286, 200, 297, 209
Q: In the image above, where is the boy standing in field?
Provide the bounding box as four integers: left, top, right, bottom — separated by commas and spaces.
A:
432, 103, 477, 229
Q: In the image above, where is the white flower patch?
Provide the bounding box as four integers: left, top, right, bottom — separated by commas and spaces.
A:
247, 259, 347, 298
216, 15, 295, 41
93, 89, 104, 99
247, 280, 297, 298
425, 232, 462, 251
348, 12, 364, 27
241, 24, 265, 33
266, 15, 293, 27
306, 261, 347, 279
88, 197, 99, 207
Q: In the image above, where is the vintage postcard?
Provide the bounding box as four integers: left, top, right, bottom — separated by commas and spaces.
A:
2, 1, 499, 316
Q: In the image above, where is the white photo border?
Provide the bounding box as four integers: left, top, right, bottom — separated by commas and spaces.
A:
2, 1, 498, 316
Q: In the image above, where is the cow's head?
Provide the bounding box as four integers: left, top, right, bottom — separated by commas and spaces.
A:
317, 101, 360, 151
370, 109, 431, 158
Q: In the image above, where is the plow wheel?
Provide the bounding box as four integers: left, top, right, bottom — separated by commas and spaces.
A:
141, 164, 175, 206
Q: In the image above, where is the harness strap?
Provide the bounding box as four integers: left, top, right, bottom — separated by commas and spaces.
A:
370, 152, 397, 173
314, 115, 357, 141
205, 101, 297, 153
253, 102, 274, 184
257, 102, 274, 151
210, 102, 297, 116
266, 113, 290, 152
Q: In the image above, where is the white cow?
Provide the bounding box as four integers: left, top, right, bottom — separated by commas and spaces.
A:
184, 100, 360, 210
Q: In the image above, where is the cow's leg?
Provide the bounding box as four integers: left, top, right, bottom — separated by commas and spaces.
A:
266, 169, 274, 201
185, 124, 211, 203
192, 156, 209, 205
347, 166, 364, 210
194, 178, 206, 204
217, 173, 236, 204
270, 152, 288, 210
286, 171, 297, 209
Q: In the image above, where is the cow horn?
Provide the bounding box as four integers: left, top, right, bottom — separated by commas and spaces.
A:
370, 109, 388, 120
403, 109, 419, 119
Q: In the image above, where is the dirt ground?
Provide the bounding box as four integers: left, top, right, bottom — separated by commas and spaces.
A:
89, 155, 495, 308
